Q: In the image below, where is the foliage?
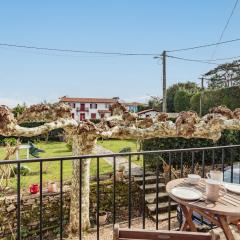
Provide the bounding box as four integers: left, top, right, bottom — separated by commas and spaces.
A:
173, 90, 192, 112
190, 86, 240, 115
11, 165, 31, 176
147, 96, 162, 110
2, 137, 18, 146
204, 60, 240, 89
12, 103, 27, 118
142, 130, 240, 170
166, 82, 200, 112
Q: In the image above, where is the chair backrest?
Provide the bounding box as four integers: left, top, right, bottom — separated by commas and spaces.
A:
113, 224, 220, 240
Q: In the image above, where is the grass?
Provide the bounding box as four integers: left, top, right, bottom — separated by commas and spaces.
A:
0, 141, 112, 190
98, 139, 143, 165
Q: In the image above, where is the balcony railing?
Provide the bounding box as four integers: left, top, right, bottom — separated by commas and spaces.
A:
0, 144, 239, 239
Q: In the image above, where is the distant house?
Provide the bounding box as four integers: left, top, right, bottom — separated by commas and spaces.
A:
59, 96, 116, 121
123, 102, 142, 113
137, 109, 178, 119
137, 109, 160, 118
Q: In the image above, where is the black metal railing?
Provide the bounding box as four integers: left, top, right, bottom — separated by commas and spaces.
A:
0, 144, 240, 240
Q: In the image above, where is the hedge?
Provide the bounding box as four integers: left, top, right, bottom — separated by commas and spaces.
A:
142, 130, 240, 170
190, 86, 240, 115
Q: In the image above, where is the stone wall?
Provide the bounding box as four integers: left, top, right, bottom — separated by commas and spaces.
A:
0, 179, 141, 239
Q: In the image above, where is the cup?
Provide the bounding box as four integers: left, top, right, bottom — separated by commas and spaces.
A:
205, 179, 226, 202
206, 170, 223, 182
187, 174, 201, 185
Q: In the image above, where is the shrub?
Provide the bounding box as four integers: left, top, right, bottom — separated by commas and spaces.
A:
174, 90, 192, 112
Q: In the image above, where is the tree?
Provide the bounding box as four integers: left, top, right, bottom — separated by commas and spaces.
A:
166, 82, 200, 112
174, 90, 191, 112
1, 102, 240, 237
147, 96, 162, 110
204, 60, 240, 89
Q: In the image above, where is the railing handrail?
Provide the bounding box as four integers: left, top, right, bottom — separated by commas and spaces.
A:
0, 144, 240, 165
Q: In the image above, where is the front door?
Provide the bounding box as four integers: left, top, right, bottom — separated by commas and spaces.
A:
80, 113, 85, 121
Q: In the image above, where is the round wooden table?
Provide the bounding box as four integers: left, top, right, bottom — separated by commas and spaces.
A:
166, 178, 240, 240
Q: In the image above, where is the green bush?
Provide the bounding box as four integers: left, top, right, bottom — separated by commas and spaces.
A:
174, 90, 192, 112
142, 130, 240, 170
190, 86, 240, 115
3, 138, 18, 146
11, 165, 31, 176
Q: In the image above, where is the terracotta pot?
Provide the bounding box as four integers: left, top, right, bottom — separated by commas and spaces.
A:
47, 182, 57, 193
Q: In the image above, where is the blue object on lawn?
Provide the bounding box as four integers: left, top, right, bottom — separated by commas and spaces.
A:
29, 141, 45, 158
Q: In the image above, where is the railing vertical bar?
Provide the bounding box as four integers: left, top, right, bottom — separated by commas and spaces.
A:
222, 149, 225, 181
17, 163, 21, 240
142, 153, 146, 229
39, 161, 43, 240
168, 152, 172, 230
128, 155, 132, 228
201, 151, 205, 178
180, 152, 183, 178
79, 159, 82, 240
191, 151, 195, 173
60, 159, 63, 240
113, 156, 116, 225
231, 149, 233, 183
212, 149, 215, 170
156, 157, 159, 230
97, 157, 100, 240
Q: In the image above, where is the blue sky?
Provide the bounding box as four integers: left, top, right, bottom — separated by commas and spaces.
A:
0, 1, 240, 107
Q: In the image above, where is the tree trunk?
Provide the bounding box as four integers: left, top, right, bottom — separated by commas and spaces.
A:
68, 135, 97, 236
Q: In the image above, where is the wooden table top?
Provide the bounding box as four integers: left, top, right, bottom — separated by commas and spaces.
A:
166, 178, 240, 217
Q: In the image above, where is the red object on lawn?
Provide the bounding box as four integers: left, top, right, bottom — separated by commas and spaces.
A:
29, 184, 39, 194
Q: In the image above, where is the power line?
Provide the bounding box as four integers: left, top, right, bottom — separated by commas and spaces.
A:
210, 0, 239, 59
0, 42, 161, 56
166, 37, 240, 53
1, 37, 240, 57
167, 55, 218, 65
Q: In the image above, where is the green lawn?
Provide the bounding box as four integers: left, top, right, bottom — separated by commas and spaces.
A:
0, 140, 142, 191
0, 142, 112, 190
98, 139, 143, 165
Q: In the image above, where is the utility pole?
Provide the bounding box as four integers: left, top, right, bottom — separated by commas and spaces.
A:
162, 51, 167, 112
199, 77, 204, 116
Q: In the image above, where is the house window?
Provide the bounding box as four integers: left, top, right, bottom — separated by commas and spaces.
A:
100, 113, 105, 118
80, 104, 85, 111
71, 113, 75, 119
72, 103, 76, 108
105, 104, 109, 109
90, 103, 97, 109
80, 113, 85, 121
91, 113, 96, 119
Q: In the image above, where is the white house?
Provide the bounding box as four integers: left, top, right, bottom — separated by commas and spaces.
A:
138, 109, 179, 119
60, 96, 117, 121
137, 109, 160, 118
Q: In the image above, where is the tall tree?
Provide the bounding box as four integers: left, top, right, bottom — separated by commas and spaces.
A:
204, 60, 240, 89
166, 82, 200, 112
1, 103, 240, 237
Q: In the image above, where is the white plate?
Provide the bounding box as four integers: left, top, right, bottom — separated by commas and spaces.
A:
171, 187, 203, 201
224, 183, 240, 194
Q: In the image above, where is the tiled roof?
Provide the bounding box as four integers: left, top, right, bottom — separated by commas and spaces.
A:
60, 97, 117, 104
137, 109, 160, 114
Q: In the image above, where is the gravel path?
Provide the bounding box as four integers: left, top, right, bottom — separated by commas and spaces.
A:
94, 145, 143, 176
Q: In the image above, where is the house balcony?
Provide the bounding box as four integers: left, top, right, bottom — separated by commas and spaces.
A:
76, 107, 89, 112
0, 145, 240, 239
